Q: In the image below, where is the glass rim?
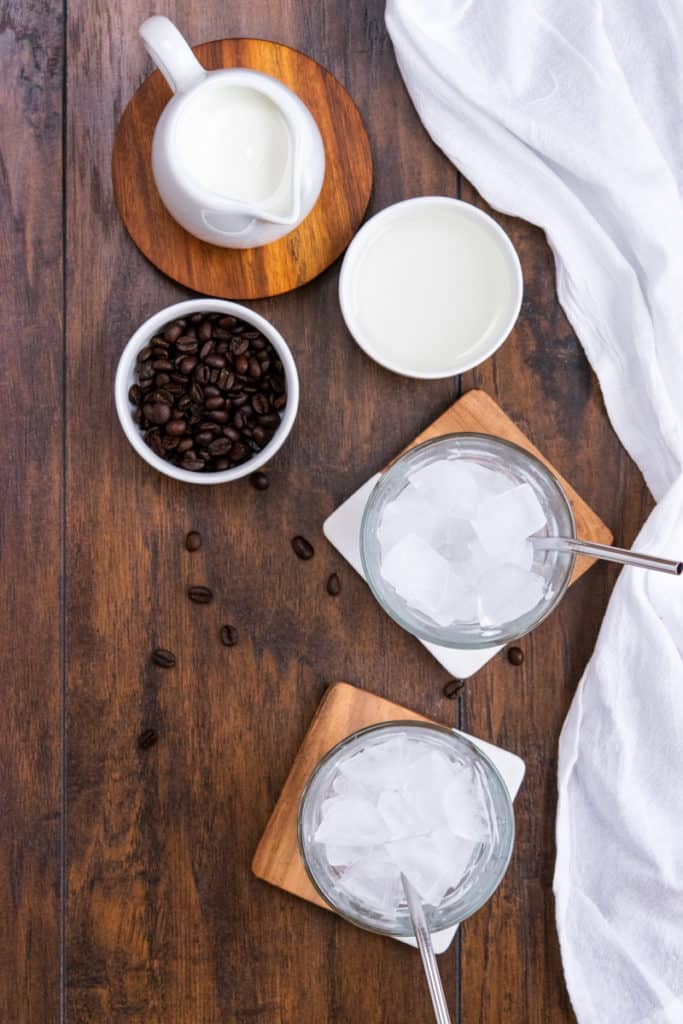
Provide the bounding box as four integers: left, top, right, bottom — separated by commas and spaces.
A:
297, 719, 516, 937
360, 432, 577, 649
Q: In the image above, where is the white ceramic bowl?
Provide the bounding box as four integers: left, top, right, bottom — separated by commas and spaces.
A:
115, 299, 299, 484
339, 196, 523, 379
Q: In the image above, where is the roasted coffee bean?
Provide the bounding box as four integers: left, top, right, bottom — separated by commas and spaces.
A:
234, 354, 249, 374
154, 373, 171, 387
258, 413, 280, 428
198, 320, 213, 341
188, 585, 213, 604
231, 394, 249, 408
252, 426, 267, 446
190, 382, 204, 402
177, 438, 194, 453
326, 572, 341, 596
223, 426, 241, 441
143, 401, 171, 425
247, 357, 262, 378
182, 457, 205, 471
273, 394, 287, 411
176, 336, 199, 353
220, 624, 238, 647
230, 337, 249, 356
208, 409, 229, 424
176, 394, 191, 411
230, 442, 248, 462
208, 437, 232, 456
152, 647, 176, 668
128, 384, 142, 405
178, 356, 198, 375
161, 435, 179, 451
165, 418, 187, 436
194, 364, 211, 385
233, 411, 245, 430
152, 358, 173, 371
214, 458, 230, 470
443, 679, 465, 699
203, 384, 221, 398
219, 315, 237, 328
507, 646, 524, 666
137, 346, 153, 363
132, 408, 143, 424
252, 393, 269, 415
199, 340, 214, 360
204, 354, 225, 370
147, 431, 164, 456
292, 535, 314, 560
164, 323, 183, 343
195, 430, 214, 446
185, 530, 201, 551
205, 396, 224, 410
250, 471, 269, 491
137, 728, 158, 750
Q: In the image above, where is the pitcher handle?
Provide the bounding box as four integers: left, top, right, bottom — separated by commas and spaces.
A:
139, 16, 206, 94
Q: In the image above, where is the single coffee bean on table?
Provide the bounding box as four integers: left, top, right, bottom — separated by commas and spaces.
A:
507, 646, 524, 666
220, 624, 239, 647
292, 535, 314, 560
250, 471, 269, 491
137, 728, 159, 750
326, 572, 341, 596
187, 585, 213, 604
443, 679, 465, 699
185, 530, 201, 552
151, 648, 176, 668
128, 312, 287, 473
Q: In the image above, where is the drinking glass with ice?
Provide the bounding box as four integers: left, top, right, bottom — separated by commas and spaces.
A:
361, 434, 576, 647
298, 722, 515, 937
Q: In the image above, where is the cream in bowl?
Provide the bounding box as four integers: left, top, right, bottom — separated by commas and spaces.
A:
115, 299, 299, 484
339, 197, 523, 379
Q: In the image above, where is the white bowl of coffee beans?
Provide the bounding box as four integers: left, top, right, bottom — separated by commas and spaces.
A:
115, 299, 299, 484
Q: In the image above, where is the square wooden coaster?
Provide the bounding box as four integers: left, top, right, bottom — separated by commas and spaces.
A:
251, 682, 525, 951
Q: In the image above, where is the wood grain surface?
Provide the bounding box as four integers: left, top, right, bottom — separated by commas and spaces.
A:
0, 2, 63, 1022
112, 37, 373, 299
1, 1, 654, 1022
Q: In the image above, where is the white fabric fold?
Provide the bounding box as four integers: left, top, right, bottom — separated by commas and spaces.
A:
385, 1, 683, 1020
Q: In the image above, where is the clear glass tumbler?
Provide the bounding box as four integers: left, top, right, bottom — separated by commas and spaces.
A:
298, 721, 515, 938
360, 433, 576, 649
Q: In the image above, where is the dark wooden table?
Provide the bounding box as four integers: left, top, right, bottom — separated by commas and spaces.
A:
2, 2, 652, 1021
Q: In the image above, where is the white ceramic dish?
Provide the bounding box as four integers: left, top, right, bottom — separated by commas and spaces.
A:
115, 299, 299, 485
339, 196, 523, 379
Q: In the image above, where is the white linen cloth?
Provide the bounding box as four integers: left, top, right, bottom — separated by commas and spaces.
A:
385, 2, 683, 1020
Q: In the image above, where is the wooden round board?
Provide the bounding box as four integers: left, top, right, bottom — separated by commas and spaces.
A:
112, 38, 373, 299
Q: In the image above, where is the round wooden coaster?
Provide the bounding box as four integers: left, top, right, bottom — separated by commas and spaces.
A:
112, 38, 373, 300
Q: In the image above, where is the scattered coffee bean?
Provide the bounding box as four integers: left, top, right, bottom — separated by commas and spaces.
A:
185, 530, 201, 552
250, 471, 269, 491
292, 535, 314, 560
326, 572, 341, 596
151, 648, 176, 668
137, 728, 159, 750
507, 646, 524, 666
187, 585, 213, 604
220, 624, 239, 647
443, 679, 465, 699
130, 312, 287, 473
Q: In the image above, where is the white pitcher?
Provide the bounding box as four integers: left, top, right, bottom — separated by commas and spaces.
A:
139, 16, 326, 249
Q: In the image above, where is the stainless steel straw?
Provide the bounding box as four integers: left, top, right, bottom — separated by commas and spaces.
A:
401, 875, 452, 1024
532, 536, 683, 576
